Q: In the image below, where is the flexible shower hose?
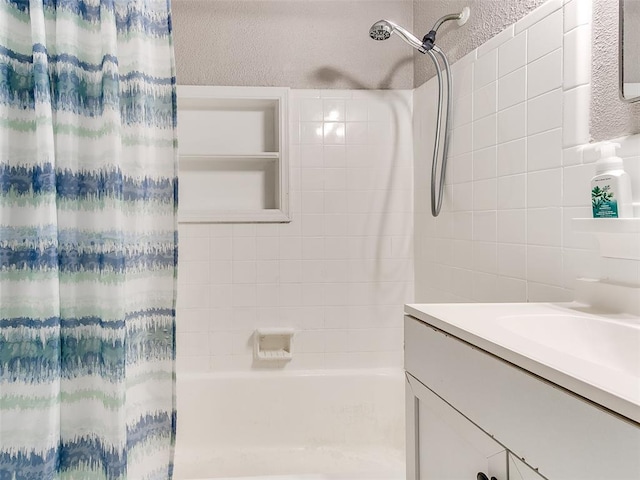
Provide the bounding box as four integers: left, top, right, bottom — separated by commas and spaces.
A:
426, 45, 453, 217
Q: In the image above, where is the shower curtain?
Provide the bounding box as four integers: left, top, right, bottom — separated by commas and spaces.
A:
0, 0, 178, 478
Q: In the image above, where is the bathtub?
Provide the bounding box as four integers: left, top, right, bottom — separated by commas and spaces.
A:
173, 369, 406, 480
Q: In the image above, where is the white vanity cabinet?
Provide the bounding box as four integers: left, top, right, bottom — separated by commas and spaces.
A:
404, 314, 640, 480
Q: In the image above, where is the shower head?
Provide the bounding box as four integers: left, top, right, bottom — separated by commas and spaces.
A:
369, 7, 470, 53
369, 20, 393, 41
368, 19, 426, 52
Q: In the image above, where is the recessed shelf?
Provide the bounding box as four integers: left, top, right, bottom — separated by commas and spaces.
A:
177, 86, 289, 223
178, 95, 280, 155
572, 218, 640, 259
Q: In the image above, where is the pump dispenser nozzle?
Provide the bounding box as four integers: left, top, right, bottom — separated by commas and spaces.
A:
595, 142, 624, 174
597, 141, 621, 158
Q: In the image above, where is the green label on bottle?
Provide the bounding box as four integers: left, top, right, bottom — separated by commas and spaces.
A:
591, 185, 619, 218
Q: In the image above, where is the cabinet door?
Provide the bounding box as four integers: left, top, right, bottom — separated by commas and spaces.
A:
509, 453, 547, 480
406, 373, 508, 480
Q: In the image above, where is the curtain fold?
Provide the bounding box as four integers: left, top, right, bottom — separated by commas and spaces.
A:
0, 0, 178, 478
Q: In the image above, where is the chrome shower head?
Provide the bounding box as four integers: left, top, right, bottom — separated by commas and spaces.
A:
368, 19, 426, 52
368, 8, 470, 53
369, 20, 392, 41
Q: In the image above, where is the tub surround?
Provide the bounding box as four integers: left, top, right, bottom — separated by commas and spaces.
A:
177, 89, 413, 373
174, 370, 405, 479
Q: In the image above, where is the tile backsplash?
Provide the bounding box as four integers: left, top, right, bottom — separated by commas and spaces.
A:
177, 89, 414, 372
414, 0, 640, 304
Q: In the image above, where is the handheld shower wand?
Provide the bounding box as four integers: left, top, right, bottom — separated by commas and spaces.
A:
369, 8, 470, 217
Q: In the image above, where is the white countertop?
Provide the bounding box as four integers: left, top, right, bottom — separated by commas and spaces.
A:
405, 302, 640, 425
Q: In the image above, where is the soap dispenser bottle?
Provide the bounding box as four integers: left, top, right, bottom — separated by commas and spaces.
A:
591, 142, 633, 218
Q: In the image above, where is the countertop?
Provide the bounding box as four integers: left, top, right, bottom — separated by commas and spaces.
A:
405, 302, 640, 425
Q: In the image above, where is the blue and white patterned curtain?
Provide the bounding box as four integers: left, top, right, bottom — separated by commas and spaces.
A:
0, 0, 178, 478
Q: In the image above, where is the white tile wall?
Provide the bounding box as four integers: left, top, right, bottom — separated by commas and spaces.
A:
177, 89, 414, 372
413, 0, 640, 304
176, 0, 640, 373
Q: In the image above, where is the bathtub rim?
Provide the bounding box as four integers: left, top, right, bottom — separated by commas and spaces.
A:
176, 367, 404, 381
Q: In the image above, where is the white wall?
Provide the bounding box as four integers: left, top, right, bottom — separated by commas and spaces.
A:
172, 0, 414, 90
413, 0, 640, 304
177, 89, 414, 372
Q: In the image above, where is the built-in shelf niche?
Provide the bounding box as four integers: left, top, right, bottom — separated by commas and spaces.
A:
177, 86, 290, 223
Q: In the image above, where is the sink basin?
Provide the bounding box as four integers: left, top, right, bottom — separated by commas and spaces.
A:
496, 314, 640, 377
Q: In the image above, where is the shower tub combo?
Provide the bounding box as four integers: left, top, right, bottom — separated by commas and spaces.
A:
172, 7, 474, 480
173, 369, 405, 480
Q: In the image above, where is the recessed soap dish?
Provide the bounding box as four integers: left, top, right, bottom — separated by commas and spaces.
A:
253, 328, 294, 362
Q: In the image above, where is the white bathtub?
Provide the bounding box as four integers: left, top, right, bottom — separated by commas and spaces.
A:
173, 369, 406, 480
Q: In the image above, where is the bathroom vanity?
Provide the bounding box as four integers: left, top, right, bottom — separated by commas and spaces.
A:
404, 302, 640, 480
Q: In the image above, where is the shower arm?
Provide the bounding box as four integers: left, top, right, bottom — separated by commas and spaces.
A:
421, 10, 469, 51
431, 13, 465, 33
